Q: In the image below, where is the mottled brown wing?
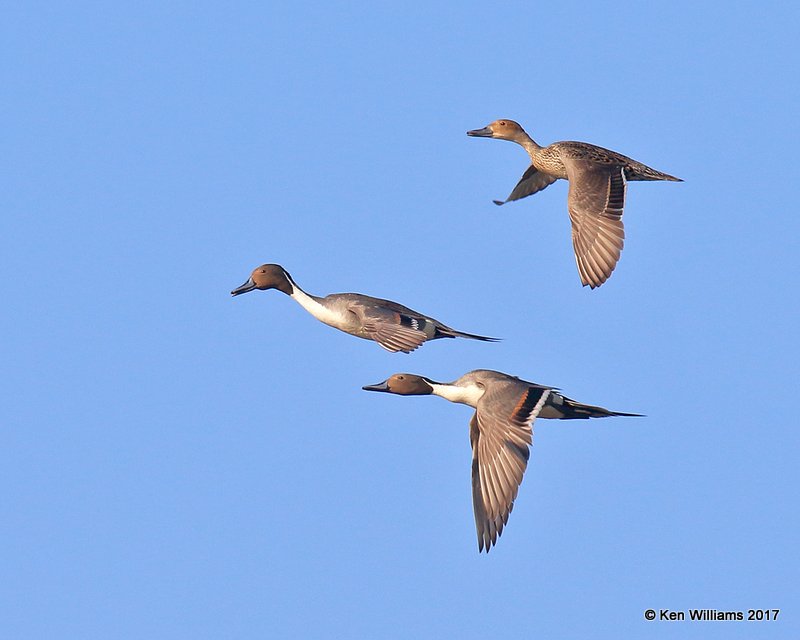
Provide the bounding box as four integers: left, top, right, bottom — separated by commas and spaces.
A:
494, 165, 559, 206
564, 159, 627, 289
470, 383, 551, 552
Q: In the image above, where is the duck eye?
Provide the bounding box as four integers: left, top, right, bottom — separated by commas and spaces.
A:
260, 269, 266, 273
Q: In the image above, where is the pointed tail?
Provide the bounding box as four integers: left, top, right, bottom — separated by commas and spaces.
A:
438, 327, 501, 343
626, 164, 683, 182
557, 395, 644, 419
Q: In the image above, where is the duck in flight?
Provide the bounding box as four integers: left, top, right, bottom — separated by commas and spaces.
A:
467, 119, 682, 289
363, 369, 641, 552
231, 264, 498, 353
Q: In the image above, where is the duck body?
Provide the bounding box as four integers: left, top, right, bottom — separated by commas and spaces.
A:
231, 264, 498, 354
363, 369, 641, 552
531, 140, 680, 182
467, 119, 682, 288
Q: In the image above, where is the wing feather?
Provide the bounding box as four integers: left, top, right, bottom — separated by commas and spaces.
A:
349, 303, 430, 353
470, 383, 550, 552
493, 165, 559, 206
565, 160, 627, 288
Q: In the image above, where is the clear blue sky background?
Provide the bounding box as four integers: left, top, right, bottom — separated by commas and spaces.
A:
3, 2, 798, 638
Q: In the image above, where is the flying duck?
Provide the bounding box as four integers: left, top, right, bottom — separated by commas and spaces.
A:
467, 119, 682, 288
231, 264, 498, 353
363, 369, 641, 551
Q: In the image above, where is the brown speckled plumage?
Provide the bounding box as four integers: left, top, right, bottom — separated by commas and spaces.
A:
468, 119, 682, 288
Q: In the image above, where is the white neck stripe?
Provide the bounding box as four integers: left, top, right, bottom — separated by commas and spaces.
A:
430, 382, 485, 407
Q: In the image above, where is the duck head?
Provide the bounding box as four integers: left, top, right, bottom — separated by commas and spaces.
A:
362, 374, 435, 396
467, 119, 527, 142
231, 264, 294, 296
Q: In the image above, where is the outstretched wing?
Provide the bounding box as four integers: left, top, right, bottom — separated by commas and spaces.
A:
564, 159, 627, 289
470, 383, 551, 552
493, 165, 558, 206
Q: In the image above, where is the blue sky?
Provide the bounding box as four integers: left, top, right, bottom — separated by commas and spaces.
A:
3, 2, 798, 638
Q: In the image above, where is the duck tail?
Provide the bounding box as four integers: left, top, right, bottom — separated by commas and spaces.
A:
626, 164, 683, 182
557, 395, 644, 419
437, 327, 501, 343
